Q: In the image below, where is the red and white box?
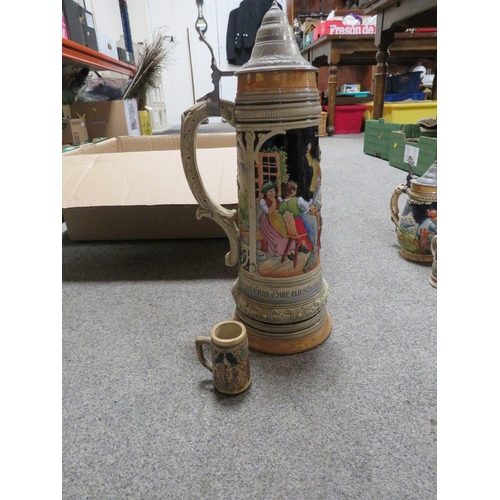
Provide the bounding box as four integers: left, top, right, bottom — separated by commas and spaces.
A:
328, 24, 376, 35
313, 16, 377, 40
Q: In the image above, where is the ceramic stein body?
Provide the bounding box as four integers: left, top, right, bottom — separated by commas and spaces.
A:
390, 161, 437, 263
181, 3, 331, 354
196, 321, 251, 395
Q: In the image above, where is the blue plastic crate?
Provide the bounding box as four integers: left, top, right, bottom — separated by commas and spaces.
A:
385, 92, 426, 102
387, 72, 422, 94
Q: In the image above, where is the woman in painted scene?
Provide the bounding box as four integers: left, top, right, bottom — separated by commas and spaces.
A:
258, 181, 289, 257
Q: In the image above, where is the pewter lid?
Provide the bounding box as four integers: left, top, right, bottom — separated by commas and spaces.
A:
234, 1, 316, 74
411, 160, 437, 188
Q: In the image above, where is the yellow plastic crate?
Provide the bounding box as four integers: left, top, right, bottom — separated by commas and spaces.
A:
363, 100, 437, 123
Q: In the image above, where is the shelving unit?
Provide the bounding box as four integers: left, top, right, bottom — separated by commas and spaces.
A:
62, 38, 136, 76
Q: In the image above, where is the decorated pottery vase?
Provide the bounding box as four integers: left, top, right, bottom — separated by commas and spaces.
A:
390, 161, 437, 263
181, 2, 331, 354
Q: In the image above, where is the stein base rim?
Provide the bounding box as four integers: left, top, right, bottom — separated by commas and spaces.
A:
400, 248, 433, 263
234, 311, 332, 355
214, 380, 252, 396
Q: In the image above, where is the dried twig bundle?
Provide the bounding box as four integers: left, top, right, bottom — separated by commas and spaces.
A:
123, 28, 176, 110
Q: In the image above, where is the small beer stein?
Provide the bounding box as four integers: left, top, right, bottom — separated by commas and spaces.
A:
196, 321, 251, 395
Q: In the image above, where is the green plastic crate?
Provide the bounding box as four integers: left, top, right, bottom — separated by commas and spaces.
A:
363, 118, 436, 161
388, 131, 437, 177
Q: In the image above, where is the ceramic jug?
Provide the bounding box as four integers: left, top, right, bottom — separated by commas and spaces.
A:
390, 160, 437, 263
181, 2, 331, 354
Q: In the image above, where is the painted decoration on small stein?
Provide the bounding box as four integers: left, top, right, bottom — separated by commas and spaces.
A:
390, 160, 437, 263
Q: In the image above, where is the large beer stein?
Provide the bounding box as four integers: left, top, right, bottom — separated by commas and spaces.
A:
390, 160, 437, 262
181, 2, 331, 354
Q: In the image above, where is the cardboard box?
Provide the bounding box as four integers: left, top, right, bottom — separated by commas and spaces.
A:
313, 17, 377, 40
70, 99, 140, 141
327, 23, 376, 35
62, 133, 238, 241
302, 32, 314, 47
62, 105, 72, 119
62, 118, 89, 146
96, 32, 119, 60
302, 20, 319, 36
117, 47, 134, 65
313, 20, 343, 40
341, 84, 361, 93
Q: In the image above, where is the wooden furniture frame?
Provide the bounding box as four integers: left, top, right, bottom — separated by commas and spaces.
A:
301, 32, 436, 135
301, 0, 437, 135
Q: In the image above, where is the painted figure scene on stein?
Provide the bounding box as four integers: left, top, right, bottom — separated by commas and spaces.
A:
397, 201, 437, 256
238, 126, 323, 278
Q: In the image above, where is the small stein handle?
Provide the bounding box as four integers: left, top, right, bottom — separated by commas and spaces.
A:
431, 236, 437, 258
390, 184, 406, 227
195, 336, 213, 372
180, 99, 239, 267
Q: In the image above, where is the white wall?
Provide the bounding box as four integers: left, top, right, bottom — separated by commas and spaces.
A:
143, 0, 242, 126
74, 0, 287, 126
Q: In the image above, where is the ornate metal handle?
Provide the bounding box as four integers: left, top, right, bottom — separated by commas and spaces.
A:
195, 336, 212, 372
390, 184, 406, 227
180, 99, 240, 267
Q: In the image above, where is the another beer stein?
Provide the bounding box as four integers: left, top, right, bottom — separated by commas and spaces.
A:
181, 2, 331, 354
196, 321, 251, 395
390, 160, 437, 263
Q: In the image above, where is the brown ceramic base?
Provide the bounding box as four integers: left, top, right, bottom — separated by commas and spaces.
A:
215, 379, 252, 396
233, 310, 332, 355
400, 248, 433, 263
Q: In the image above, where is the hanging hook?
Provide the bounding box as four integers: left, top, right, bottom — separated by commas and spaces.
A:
195, 0, 208, 37
195, 20, 234, 117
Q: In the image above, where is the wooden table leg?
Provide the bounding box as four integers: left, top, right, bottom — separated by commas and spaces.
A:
373, 33, 393, 121
431, 64, 437, 100
326, 64, 337, 136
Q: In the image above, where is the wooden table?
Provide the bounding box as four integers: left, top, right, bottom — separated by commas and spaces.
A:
363, 0, 437, 127
301, 31, 437, 135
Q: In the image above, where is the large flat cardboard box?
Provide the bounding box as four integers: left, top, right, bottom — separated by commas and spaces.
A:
62, 133, 238, 241
70, 99, 140, 140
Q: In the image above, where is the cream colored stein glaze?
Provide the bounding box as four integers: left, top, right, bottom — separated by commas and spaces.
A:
390, 160, 437, 263
196, 321, 251, 395
181, 3, 331, 355
429, 235, 437, 288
